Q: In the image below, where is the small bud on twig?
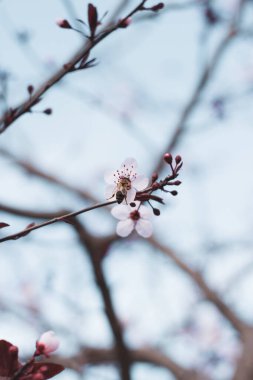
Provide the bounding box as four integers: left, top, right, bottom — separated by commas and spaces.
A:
164, 153, 172, 165
151, 2, 164, 11
152, 172, 158, 183
153, 208, 160, 216
27, 85, 34, 95
43, 108, 53, 115
118, 17, 132, 28
56, 19, 72, 29
175, 155, 182, 164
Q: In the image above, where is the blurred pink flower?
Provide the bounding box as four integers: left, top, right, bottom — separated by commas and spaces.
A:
36, 331, 60, 356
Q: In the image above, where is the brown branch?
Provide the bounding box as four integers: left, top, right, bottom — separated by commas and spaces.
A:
0, 0, 148, 134
0, 148, 97, 203
0, 203, 68, 220
149, 237, 249, 337
70, 219, 130, 380
0, 200, 116, 243
153, 0, 246, 175
49, 346, 208, 380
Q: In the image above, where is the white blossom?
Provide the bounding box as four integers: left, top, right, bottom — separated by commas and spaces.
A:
105, 158, 149, 204
111, 203, 153, 238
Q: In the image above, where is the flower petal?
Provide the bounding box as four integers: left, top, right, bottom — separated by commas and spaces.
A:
139, 205, 152, 219
104, 170, 117, 184
135, 219, 153, 238
111, 205, 129, 220
105, 184, 116, 199
132, 175, 149, 191
126, 188, 136, 203
116, 219, 134, 237
121, 157, 137, 170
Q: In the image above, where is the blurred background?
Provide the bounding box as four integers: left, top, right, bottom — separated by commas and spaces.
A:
0, 0, 253, 379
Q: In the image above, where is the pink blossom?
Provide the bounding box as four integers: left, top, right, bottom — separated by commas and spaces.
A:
36, 331, 60, 356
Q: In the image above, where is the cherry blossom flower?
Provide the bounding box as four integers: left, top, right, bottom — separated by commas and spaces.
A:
105, 158, 149, 204
0, 339, 63, 380
111, 203, 153, 237
36, 331, 60, 356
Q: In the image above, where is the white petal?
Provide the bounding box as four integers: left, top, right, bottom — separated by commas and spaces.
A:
111, 205, 129, 220
126, 188, 136, 203
139, 205, 152, 219
104, 170, 117, 184
135, 219, 153, 238
105, 184, 116, 199
116, 219, 134, 237
132, 175, 149, 190
121, 157, 138, 170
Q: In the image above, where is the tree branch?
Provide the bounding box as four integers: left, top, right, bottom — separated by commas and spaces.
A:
149, 237, 249, 336
153, 0, 246, 175
0, 200, 116, 243
70, 219, 130, 380
0, 0, 148, 134
49, 346, 208, 380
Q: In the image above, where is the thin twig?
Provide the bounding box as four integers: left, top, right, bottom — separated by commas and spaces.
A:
0, 200, 116, 243
0, 0, 148, 134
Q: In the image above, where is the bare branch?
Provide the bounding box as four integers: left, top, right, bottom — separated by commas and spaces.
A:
152, 0, 247, 175
49, 346, 208, 380
0, 0, 149, 134
71, 219, 130, 380
0, 200, 116, 243
0, 148, 97, 203
149, 237, 249, 336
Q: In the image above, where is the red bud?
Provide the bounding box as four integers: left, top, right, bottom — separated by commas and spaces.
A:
56, 19, 72, 29
164, 153, 172, 164
175, 155, 182, 164
27, 85, 34, 95
151, 2, 164, 11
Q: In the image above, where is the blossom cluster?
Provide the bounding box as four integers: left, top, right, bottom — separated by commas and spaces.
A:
105, 154, 182, 238
0, 331, 63, 380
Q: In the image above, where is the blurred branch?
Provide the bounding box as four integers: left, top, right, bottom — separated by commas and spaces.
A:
70, 219, 130, 380
50, 346, 208, 380
153, 0, 247, 175
0, 0, 153, 134
149, 236, 249, 336
0, 148, 97, 203
0, 203, 68, 219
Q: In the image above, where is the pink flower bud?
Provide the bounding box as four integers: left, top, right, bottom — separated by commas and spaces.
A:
175, 155, 182, 164
56, 19, 71, 29
163, 153, 172, 165
118, 17, 132, 28
36, 331, 59, 356
151, 2, 164, 11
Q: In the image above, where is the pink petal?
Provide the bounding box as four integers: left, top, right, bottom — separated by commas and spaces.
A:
132, 175, 149, 191
116, 219, 134, 237
37, 331, 59, 355
139, 205, 152, 219
126, 188, 136, 203
111, 205, 129, 220
105, 184, 116, 199
121, 158, 138, 170
135, 219, 153, 238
